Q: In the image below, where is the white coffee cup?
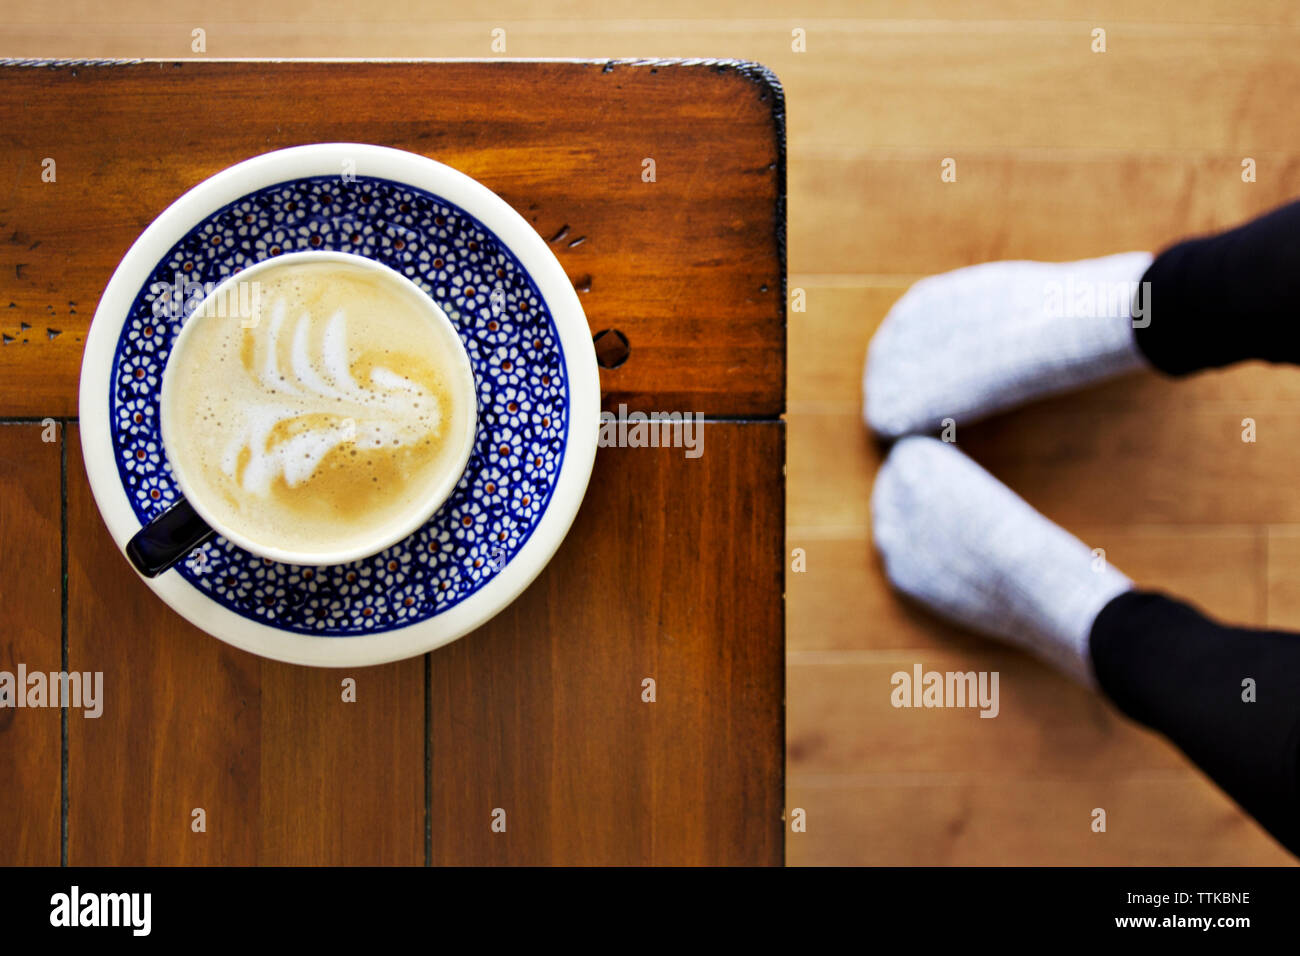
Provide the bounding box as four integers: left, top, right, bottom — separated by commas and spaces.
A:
131, 251, 478, 572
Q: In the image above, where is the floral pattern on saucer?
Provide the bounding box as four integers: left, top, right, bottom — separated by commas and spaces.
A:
109, 176, 569, 635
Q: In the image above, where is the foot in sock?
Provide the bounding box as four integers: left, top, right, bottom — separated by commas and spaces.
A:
863, 252, 1154, 438
871, 436, 1132, 687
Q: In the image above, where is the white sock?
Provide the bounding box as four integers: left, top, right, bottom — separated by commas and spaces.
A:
871, 436, 1132, 687
864, 252, 1154, 437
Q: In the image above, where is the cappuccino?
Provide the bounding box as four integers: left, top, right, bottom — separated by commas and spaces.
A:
162, 256, 477, 559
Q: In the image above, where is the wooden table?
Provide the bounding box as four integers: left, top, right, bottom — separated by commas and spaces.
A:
0, 59, 785, 865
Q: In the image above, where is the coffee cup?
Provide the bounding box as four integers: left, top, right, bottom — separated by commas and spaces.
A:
126, 251, 478, 576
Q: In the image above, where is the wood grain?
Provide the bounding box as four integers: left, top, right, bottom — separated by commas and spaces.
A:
1264, 527, 1300, 632
9, 0, 1300, 30
787, 772, 1293, 866
787, 410, 877, 530
0, 423, 62, 865
783, 27, 1300, 155
793, 154, 1300, 277
256, 661, 424, 865
429, 423, 785, 865
959, 395, 1300, 527
788, 285, 903, 408
788, 649, 1185, 777
0, 60, 785, 418
66, 426, 424, 864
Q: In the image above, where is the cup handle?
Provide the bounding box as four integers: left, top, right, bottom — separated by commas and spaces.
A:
125, 498, 217, 578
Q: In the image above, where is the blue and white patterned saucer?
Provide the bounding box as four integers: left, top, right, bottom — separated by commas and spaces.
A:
80, 145, 600, 666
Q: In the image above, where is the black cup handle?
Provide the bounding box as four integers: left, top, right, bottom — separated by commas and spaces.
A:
125, 497, 216, 578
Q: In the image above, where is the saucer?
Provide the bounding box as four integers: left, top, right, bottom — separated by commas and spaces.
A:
79, 144, 600, 666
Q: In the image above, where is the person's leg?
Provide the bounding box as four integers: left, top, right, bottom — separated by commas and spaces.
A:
872, 436, 1300, 855
1092, 591, 1300, 855
865, 198, 1300, 438
1134, 198, 1300, 374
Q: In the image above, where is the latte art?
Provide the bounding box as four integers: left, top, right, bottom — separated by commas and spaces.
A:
223, 301, 443, 494
163, 258, 477, 558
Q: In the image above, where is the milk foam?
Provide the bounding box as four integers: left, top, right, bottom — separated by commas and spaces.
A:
223, 300, 443, 494
164, 259, 474, 556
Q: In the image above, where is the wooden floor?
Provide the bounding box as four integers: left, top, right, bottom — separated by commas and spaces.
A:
5, 0, 1299, 864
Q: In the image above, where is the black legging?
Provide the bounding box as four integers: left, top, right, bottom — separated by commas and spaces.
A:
1133, 198, 1300, 375
1092, 200, 1300, 856
1092, 592, 1300, 855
